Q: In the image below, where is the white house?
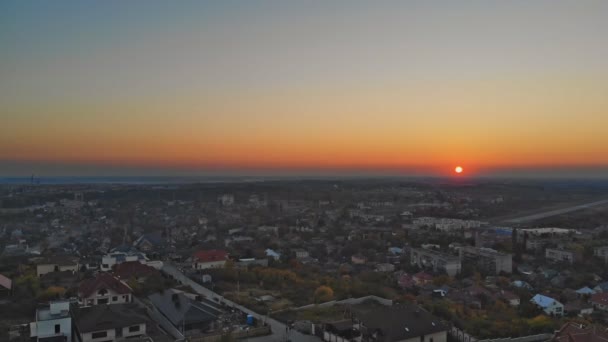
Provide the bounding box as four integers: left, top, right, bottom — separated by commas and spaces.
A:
100, 250, 147, 272
36, 256, 80, 277
30, 300, 73, 342
192, 250, 228, 270
78, 273, 132, 307
530, 294, 564, 316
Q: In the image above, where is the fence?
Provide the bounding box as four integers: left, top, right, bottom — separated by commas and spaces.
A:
188, 325, 271, 342
294, 295, 393, 311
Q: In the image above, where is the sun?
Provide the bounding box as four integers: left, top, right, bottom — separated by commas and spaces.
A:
455, 166, 463, 174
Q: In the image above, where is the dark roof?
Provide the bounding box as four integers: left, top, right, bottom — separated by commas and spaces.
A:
590, 292, 608, 306
113, 261, 159, 280
148, 289, 222, 327
74, 304, 148, 333
135, 232, 165, 247
356, 305, 448, 341
78, 273, 132, 298
38, 255, 79, 266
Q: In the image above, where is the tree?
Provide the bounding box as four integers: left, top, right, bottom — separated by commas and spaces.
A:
313, 285, 334, 303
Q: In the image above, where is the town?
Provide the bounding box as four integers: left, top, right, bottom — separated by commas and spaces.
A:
1, 179, 608, 342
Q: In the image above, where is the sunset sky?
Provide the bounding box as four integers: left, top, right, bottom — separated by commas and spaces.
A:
2, 1, 608, 177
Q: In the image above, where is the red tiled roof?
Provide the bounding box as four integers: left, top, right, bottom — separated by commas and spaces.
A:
193, 249, 228, 263
113, 261, 159, 280
78, 273, 132, 298
0, 273, 11, 290
590, 292, 608, 306
553, 323, 608, 342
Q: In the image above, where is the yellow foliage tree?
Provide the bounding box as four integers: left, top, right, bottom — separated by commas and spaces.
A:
314, 285, 334, 303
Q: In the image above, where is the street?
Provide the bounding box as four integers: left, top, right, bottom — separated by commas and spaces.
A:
161, 263, 321, 342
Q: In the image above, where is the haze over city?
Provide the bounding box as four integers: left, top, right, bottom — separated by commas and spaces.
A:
2, 1, 608, 178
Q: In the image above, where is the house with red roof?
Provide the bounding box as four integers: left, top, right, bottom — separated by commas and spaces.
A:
551, 322, 608, 342
192, 250, 228, 270
590, 292, 608, 312
78, 273, 132, 307
0, 273, 12, 298
113, 261, 160, 282
412, 272, 433, 286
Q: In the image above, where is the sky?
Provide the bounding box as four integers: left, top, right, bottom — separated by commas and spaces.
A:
1, 1, 608, 178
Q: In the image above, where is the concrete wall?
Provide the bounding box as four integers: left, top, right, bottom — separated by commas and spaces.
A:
402, 331, 447, 342
80, 288, 131, 306
193, 260, 226, 270
81, 328, 115, 342
35, 317, 71, 342
121, 323, 146, 339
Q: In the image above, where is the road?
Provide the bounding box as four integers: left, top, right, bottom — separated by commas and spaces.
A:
502, 199, 608, 224
161, 263, 321, 342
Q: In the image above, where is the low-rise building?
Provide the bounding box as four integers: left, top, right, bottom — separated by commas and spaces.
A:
410, 248, 461, 276
459, 247, 512, 275
100, 249, 148, 272
355, 304, 448, 342
73, 303, 148, 342
590, 292, 608, 311
593, 246, 608, 263
545, 248, 577, 264
149, 288, 222, 336
30, 300, 72, 342
192, 249, 228, 270
530, 294, 564, 316
36, 256, 80, 277
78, 273, 132, 306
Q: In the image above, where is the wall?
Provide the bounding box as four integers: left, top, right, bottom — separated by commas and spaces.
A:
81, 328, 115, 342
121, 323, 146, 339
194, 260, 226, 270
36, 317, 71, 342
402, 331, 447, 342
80, 288, 131, 306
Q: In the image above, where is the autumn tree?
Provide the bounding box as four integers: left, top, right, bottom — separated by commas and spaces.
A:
313, 285, 334, 303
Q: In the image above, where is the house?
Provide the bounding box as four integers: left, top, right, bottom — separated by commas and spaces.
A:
100, 249, 148, 272
36, 256, 80, 277
294, 249, 310, 259
30, 300, 72, 342
551, 322, 608, 342
113, 261, 160, 282
376, 263, 395, 272
324, 320, 361, 341
593, 282, 608, 293
564, 300, 594, 316
498, 291, 520, 307
351, 254, 367, 265
265, 249, 281, 261
133, 232, 165, 253
413, 272, 433, 286
512, 280, 533, 290
593, 246, 608, 263
73, 303, 148, 342
192, 250, 228, 270
149, 289, 222, 336
398, 274, 415, 289
530, 294, 564, 316
575, 287, 596, 296
590, 292, 608, 311
355, 304, 448, 342
0, 273, 12, 297
78, 273, 132, 306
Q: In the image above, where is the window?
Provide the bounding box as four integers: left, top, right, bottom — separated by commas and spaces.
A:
98, 288, 108, 296
55, 324, 60, 334
112, 296, 118, 301
97, 298, 109, 304
91, 331, 108, 339
129, 325, 140, 332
